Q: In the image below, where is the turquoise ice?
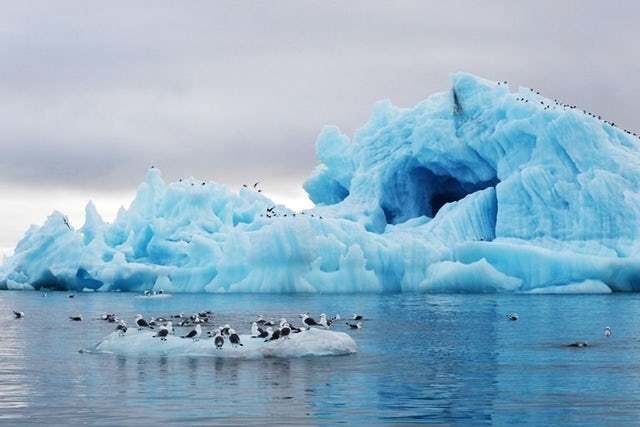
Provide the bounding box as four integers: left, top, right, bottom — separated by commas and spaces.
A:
3, 72, 640, 293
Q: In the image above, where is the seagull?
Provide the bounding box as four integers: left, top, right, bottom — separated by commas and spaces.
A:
214, 331, 224, 349
319, 314, 331, 328
221, 324, 231, 336
506, 313, 519, 321
182, 324, 202, 341
251, 322, 259, 337
347, 322, 362, 329
154, 325, 169, 341
135, 314, 150, 329
69, 315, 83, 321
265, 327, 280, 342
280, 322, 291, 339
300, 313, 320, 329
13, 311, 24, 319
229, 329, 243, 347
604, 326, 612, 337
115, 320, 127, 335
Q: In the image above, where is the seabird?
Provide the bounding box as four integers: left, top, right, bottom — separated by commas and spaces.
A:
300, 313, 320, 329
13, 311, 24, 319
115, 320, 127, 335
135, 314, 151, 329
214, 332, 224, 349
280, 321, 291, 339
154, 325, 169, 341
347, 322, 362, 329
221, 324, 231, 336
352, 314, 363, 321
182, 324, 202, 341
265, 327, 280, 342
253, 326, 269, 338
566, 341, 588, 348
68, 294, 75, 298
604, 326, 612, 337
229, 329, 243, 347
69, 315, 83, 321
506, 313, 519, 321
319, 314, 331, 328
251, 322, 259, 337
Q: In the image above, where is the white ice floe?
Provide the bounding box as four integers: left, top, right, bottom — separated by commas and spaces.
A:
92, 328, 357, 359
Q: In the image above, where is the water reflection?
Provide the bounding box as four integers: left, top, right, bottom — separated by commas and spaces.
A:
1, 291, 640, 424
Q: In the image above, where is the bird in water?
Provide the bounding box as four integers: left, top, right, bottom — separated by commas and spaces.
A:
604, 326, 612, 337
506, 313, 519, 321
13, 311, 24, 319
346, 322, 362, 329
69, 314, 83, 321
352, 314, 363, 321
567, 341, 588, 348
229, 329, 243, 347
182, 324, 202, 341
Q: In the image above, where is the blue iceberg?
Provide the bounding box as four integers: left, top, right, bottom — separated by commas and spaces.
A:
3, 72, 640, 293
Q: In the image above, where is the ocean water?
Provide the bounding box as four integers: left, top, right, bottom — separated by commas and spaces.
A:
1, 291, 640, 426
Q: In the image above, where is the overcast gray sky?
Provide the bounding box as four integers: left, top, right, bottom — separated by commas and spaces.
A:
0, 1, 638, 252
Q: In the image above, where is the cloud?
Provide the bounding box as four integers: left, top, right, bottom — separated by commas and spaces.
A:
0, 1, 638, 246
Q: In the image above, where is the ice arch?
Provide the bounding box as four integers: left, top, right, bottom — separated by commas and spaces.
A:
380, 165, 499, 225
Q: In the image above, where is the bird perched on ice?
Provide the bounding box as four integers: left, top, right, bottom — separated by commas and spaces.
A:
229, 329, 243, 347
154, 325, 170, 341
319, 314, 331, 328
221, 324, 231, 336
250, 322, 260, 337
506, 313, 519, 321
13, 311, 24, 319
115, 320, 127, 335
135, 314, 151, 329
214, 331, 224, 349
604, 326, 612, 337
265, 327, 280, 342
279, 319, 291, 339
182, 324, 202, 341
352, 314, 363, 321
347, 322, 362, 329
300, 313, 320, 329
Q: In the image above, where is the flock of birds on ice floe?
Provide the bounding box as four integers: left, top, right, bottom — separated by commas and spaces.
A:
10, 291, 364, 351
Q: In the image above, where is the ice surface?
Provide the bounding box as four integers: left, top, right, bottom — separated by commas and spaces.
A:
92, 328, 357, 359
3, 72, 640, 293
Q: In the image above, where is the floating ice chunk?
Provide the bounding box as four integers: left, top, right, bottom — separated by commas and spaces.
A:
527, 279, 612, 294
420, 258, 522, 293
92, 328, 357, 359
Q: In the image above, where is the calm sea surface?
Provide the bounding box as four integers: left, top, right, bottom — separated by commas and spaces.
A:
1, 291, 639, 425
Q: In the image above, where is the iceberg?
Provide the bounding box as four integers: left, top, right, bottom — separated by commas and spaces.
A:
3, 72, 640, 294
91, 329, 357, 359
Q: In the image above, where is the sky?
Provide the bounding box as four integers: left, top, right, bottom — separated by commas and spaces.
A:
0, 1, 638, 253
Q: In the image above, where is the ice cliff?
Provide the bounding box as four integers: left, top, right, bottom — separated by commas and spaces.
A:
3, 72, 640, 293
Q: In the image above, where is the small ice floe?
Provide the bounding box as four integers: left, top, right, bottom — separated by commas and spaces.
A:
135, 290, 172, 299
91, 328, 357, 359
